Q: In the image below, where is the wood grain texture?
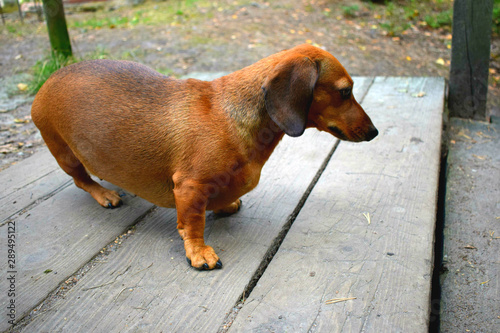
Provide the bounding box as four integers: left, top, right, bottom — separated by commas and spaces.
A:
230, 77, 445, 332
0, 148, 71, 224
440, 118, 500, 332
449, 0, 493, 120
0, 181, 154, 331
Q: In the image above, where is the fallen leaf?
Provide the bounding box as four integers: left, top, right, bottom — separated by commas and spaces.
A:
15, 54, 22, 60
17, 83, 28, 91
406, 56, 412, 61
480, 280, 490, 285
436, 58, 446, 66
472, 154, 487, 160
457, 130, 472, 140
411, 92, 426, 98
464, 245, 477, 250
14, 118, 30, 124
0, 144, 16, 154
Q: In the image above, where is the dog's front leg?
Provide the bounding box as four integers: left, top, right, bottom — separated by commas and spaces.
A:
173, 177, 222, 270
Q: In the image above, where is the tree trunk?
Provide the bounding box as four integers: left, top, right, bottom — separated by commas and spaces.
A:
42, 0, 73, 57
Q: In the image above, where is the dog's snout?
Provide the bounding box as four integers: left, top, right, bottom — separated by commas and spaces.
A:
365, 126, 378, 141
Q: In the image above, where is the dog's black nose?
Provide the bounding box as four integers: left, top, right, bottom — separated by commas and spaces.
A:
365, 126, 378, 141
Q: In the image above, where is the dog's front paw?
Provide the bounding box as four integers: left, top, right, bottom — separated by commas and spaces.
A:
184, 239, 222, 270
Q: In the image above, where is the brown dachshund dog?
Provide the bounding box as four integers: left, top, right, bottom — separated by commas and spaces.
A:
32, 44, 377, 270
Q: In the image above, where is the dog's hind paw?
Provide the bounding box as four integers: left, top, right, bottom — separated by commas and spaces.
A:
213, 199, 242, 216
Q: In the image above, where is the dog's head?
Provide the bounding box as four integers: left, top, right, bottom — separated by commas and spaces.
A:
262, 44, 378, 142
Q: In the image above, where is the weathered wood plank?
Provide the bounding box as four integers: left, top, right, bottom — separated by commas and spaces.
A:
449, 0, 493, 120
440, 118, 500, 332
0, 148, 71, 224
0, 181, 154, 331
230, 77, 445, 332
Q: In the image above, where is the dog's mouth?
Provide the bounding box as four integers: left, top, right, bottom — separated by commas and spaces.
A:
327, 126, 378, 142
328, 126, 349, 141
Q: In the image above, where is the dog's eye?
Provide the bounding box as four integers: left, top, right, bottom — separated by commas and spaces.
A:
339, 88, 352, 100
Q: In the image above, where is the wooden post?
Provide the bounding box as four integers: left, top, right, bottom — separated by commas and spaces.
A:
449, 0, 493, 120
42, 0, 73, 58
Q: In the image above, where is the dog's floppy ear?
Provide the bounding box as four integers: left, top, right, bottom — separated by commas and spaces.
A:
262, 55, 319, 137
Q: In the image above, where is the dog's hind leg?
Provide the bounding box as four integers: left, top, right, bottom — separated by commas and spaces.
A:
42, 132, 123, 208
213, 199, 242, 216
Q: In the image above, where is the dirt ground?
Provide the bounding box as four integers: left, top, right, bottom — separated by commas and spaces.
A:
0, 0, 499, 170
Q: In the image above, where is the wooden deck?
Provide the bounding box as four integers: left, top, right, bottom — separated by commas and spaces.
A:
0, 77, 445, 332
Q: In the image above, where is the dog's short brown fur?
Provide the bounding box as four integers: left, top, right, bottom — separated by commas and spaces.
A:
32, 44, 377, 270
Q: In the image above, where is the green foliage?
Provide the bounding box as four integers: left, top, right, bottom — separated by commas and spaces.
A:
70, 11, 148, 30
342, 5, 360, 18
380, 21, 411, 36
493, 0, 500, 34
67, 0, 203, 32
361, 0, 454, 36
362, 0, 391, 4
29, 48, 110, 95
30, 53, 75, 95
424, 9, 452, 29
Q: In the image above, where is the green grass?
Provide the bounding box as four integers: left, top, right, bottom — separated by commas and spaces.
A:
493, 0, 500, 34
70, 11, 148, 30
30, 53, 75, 94
67, 0, 207, 32
345, 0, 452, 36
29, 48, 110, 94
342, 5, 360, 18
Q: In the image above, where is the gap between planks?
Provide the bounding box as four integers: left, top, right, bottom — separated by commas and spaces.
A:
0, 178, 73, 227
